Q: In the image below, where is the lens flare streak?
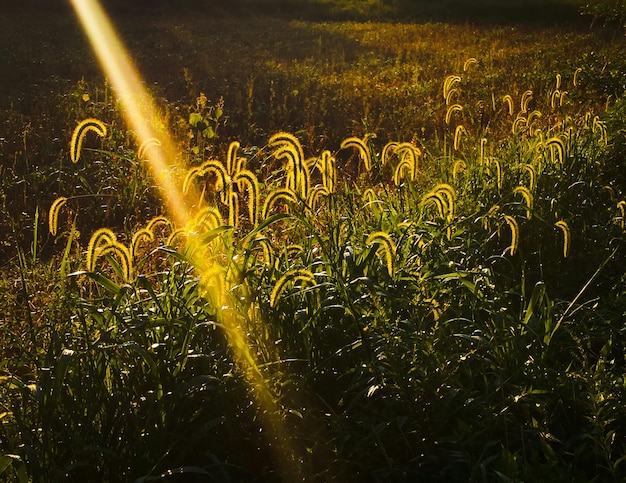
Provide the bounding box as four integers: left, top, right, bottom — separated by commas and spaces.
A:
68, 1, 303, 480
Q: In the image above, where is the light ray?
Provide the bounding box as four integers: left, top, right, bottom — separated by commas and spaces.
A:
68, 1, 303, 480
70, 0, 189, 227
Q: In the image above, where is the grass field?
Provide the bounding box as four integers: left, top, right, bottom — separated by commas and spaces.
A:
1, 1, 626, 481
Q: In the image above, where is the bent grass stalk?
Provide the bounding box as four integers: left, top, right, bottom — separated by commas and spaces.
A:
463, 57, 478, 72
454, 125, 467, 151
262, 188, 298, 220
270, 132, 309, 198
393, 143, 420, 185
503, 95, 514, 116
70, 118, 107, 164
443, 75, 461, 101
270, 268, 316, 308
513, 186, 533, 219
137, 137, 161, 160
130, 227, 154, 261
545, 137, 565, 166
340, 136, 374, 172
48, 196, 68, 236
503, 215, 519, 256
452, 159, 466, 182
555, 220, 570, 258
445, 104, 463, 125
366, 231, 396, 277
521, 90, 533, 113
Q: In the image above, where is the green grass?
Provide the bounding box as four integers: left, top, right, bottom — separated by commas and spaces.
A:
1, 2, 626, 481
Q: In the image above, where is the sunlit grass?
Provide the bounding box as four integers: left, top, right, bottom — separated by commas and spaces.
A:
1, 1, 626, 480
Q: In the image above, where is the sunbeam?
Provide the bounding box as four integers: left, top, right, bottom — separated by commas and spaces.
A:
68, 1, 303, 480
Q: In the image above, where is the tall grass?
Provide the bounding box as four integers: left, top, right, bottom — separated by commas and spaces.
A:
2, 5, 626, 481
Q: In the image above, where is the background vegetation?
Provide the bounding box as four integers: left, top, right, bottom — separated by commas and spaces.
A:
1, 0, 626, 481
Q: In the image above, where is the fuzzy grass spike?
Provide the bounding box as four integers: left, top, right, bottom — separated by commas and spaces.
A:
70, 118, 107, 164
366, 231, 397, 277
48, 196, 68, 236
270, 269, 316, 308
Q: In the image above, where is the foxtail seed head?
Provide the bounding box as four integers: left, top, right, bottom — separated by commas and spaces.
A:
551, 90, 561, 110
421, 192, 446, 219
366, 231, 397, 277
521, 90, 533, 113
503, 95, 514, 116
463, 58, 478, 72
100, 241, 132, 282
445, 88, 459, 106
270, 269, 316, 308
234, 169, 260, 226
137, 137, 161, 160
340, 136, 374, 172
433, 183, 456, 222
454, 125, 467, 151
452, 159, 466, 182
270, 132, 309, 198
363, 187, 378, 204
545, 137, 565, 166
512, 115, 527, 134
86, 228, 116, 272
262, 188, 298, 219
443, 75, 461, 100
480, 138, 488, 164
49, 196, 68, 236
381, 142, 399, 165
503, 215, 519, 256
70, 118, 107, 164
483, 204, 500, 230
306, 185, 330, 211
555, 220, 570, 258
131, 228, 154, 260
513, 186, 533, 219
445, 104, 463, 125
573, 67, 582, 87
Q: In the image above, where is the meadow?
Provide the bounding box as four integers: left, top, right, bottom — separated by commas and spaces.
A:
1, 0, 626, 481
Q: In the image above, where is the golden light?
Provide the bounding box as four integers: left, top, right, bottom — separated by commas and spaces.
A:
68, 0, 304, 480
69, 0, 189, 227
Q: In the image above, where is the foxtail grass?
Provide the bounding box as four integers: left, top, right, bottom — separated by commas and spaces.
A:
503, 215, 520, 256
48, 196, 68, 237
555, 220, 570, 258
270, 268, 316, 307
340, 136, 374, 172
70, 118, 107, 164
366, 231, 397, 277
